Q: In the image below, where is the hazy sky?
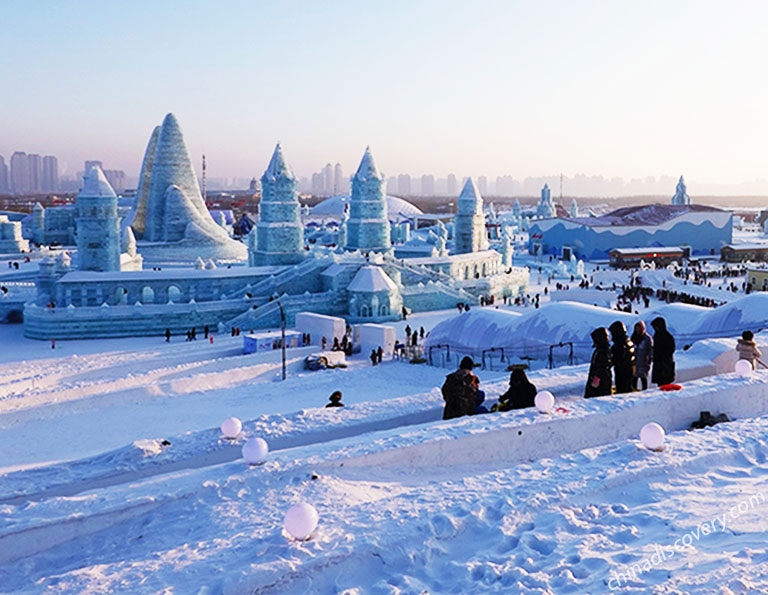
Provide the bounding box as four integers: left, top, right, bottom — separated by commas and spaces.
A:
2, 0, 767, 183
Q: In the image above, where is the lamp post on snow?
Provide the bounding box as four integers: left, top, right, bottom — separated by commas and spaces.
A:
277, 300, 286, 381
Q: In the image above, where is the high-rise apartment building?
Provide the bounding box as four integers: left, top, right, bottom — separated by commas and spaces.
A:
27, 154, 42, 192
333, 163, 344, 195
397, 174, 411, 196
420, 174, 434, 196
42, 155, 59, 192
0, 156, 8, 193
446, 173, 457, 196
478, 175, 488, 196
10, 152, 29, 194
103, 169, 126, 193
322, 163, 333, 195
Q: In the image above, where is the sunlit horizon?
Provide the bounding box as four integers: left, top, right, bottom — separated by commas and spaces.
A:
2, 0, 768, 191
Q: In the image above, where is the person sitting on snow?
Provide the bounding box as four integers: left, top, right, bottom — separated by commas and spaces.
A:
442, 356, 483, 420
325, 391, 344, 408
494, 368, 537, 411
737, 330, 762, 370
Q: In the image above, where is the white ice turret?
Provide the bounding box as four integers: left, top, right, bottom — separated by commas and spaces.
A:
569, 198, 579, 218
453, 177, 488, 254
121, 226, 137, 257
537, 184, 556, 219
76, 165, 120, 272
512, 198, 522, 219
670, 175, 691, 205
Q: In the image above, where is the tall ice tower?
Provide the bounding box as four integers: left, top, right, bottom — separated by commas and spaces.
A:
76, 166, 120, 272
453, 177, 488, 254
251, 143, 305, 265
345, 147, 390, 252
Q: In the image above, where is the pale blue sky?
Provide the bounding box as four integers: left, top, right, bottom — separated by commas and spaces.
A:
1, 0, 766, 183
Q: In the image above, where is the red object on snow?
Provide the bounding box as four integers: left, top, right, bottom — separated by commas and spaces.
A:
210, 335, 214, 344
555, 407, 569, 413
659, 384, 682, 391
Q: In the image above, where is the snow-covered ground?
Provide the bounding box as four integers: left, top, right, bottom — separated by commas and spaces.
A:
4, 261, 768, 593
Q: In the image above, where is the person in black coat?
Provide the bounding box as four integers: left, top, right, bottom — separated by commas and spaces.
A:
585, 327, 613, 397
609, 321, 636, 394
495, 368, 537, 411
442, 356, 481, 420
651, 316, 676, 386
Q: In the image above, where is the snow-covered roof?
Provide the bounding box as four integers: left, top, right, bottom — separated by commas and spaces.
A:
311, 194, 423, 217
347, 265, 399, 293
565, 204, 724, 227
610, 247, 685, 255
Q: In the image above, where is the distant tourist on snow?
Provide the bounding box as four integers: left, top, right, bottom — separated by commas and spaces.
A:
585, 327, 612, 398
325, 390, 344, 408
609, 321, 636, 394
370, 349, 378, 366
631, 321, 653, 391
736, 330, 762, 370
376, 345, 384, 364
650, 317, 676, 386
165, 328, 171, 343
493, 368, 537, 411
442, 356, 482, 420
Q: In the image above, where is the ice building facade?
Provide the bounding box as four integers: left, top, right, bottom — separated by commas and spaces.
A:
454, 178, 488, 254
0, 215, 29, 253
23, 144, 528, 339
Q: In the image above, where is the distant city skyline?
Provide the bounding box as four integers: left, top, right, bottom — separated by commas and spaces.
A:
2, 1, 768, 193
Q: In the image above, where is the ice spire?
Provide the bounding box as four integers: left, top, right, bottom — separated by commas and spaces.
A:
263, 142, 295, 181
354, 146, 382, 182
129, 125, 160, 238
671, 175, 690, 205
76, 165, 120, 272
251, 143, 305, 265
346, 146, 390, 252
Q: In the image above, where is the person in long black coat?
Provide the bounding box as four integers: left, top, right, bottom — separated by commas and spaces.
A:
496, 368, 537, 411
609, 320, 636, 394
585, 327, 613, 397
651, 316, 676, 385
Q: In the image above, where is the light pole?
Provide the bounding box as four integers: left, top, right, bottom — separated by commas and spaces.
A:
277, 300, 286, 381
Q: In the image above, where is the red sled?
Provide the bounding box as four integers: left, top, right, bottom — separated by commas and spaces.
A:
660, 384, 682, 391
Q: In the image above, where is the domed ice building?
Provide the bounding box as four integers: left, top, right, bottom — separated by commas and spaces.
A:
22, 120, 528, 339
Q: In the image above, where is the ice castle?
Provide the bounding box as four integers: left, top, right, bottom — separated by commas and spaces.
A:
23, 134, 528, 339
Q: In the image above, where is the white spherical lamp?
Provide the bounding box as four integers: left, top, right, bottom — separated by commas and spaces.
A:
284, 502, 319, 540
735, 359, 753, 377
534, 390, 555, 414
220, 417, 242, 439
242, 437, 269, 464
640, 422, 665, 451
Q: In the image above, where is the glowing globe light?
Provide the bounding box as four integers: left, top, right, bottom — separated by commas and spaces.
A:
284, 502, 319, 540
735, 359, 753, 377
242, 437, 269, 464
220, 417, 242, 438
534, 390, 555, 414
640, 422, 665, 451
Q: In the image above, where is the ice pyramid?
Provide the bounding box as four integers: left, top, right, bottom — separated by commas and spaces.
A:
129, 113, 246, 260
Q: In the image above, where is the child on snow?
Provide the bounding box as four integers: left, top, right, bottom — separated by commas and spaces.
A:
736, 330, 762, 370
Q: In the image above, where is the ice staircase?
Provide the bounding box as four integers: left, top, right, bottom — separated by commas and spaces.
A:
225, 290, 345, 330
222, 257, 331, 300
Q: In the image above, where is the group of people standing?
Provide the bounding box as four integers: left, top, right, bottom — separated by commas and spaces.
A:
585, 317, 676, 397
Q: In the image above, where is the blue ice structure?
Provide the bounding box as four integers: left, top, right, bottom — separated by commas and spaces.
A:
127, 113, 247, 261
23, 143, 528, 339
454, 178, 488, 254
249, 143, 305, 266
345, 147, 391, 252
528, 203, 732, 260
536, 184, 556, 219
670, 176, 691, 206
